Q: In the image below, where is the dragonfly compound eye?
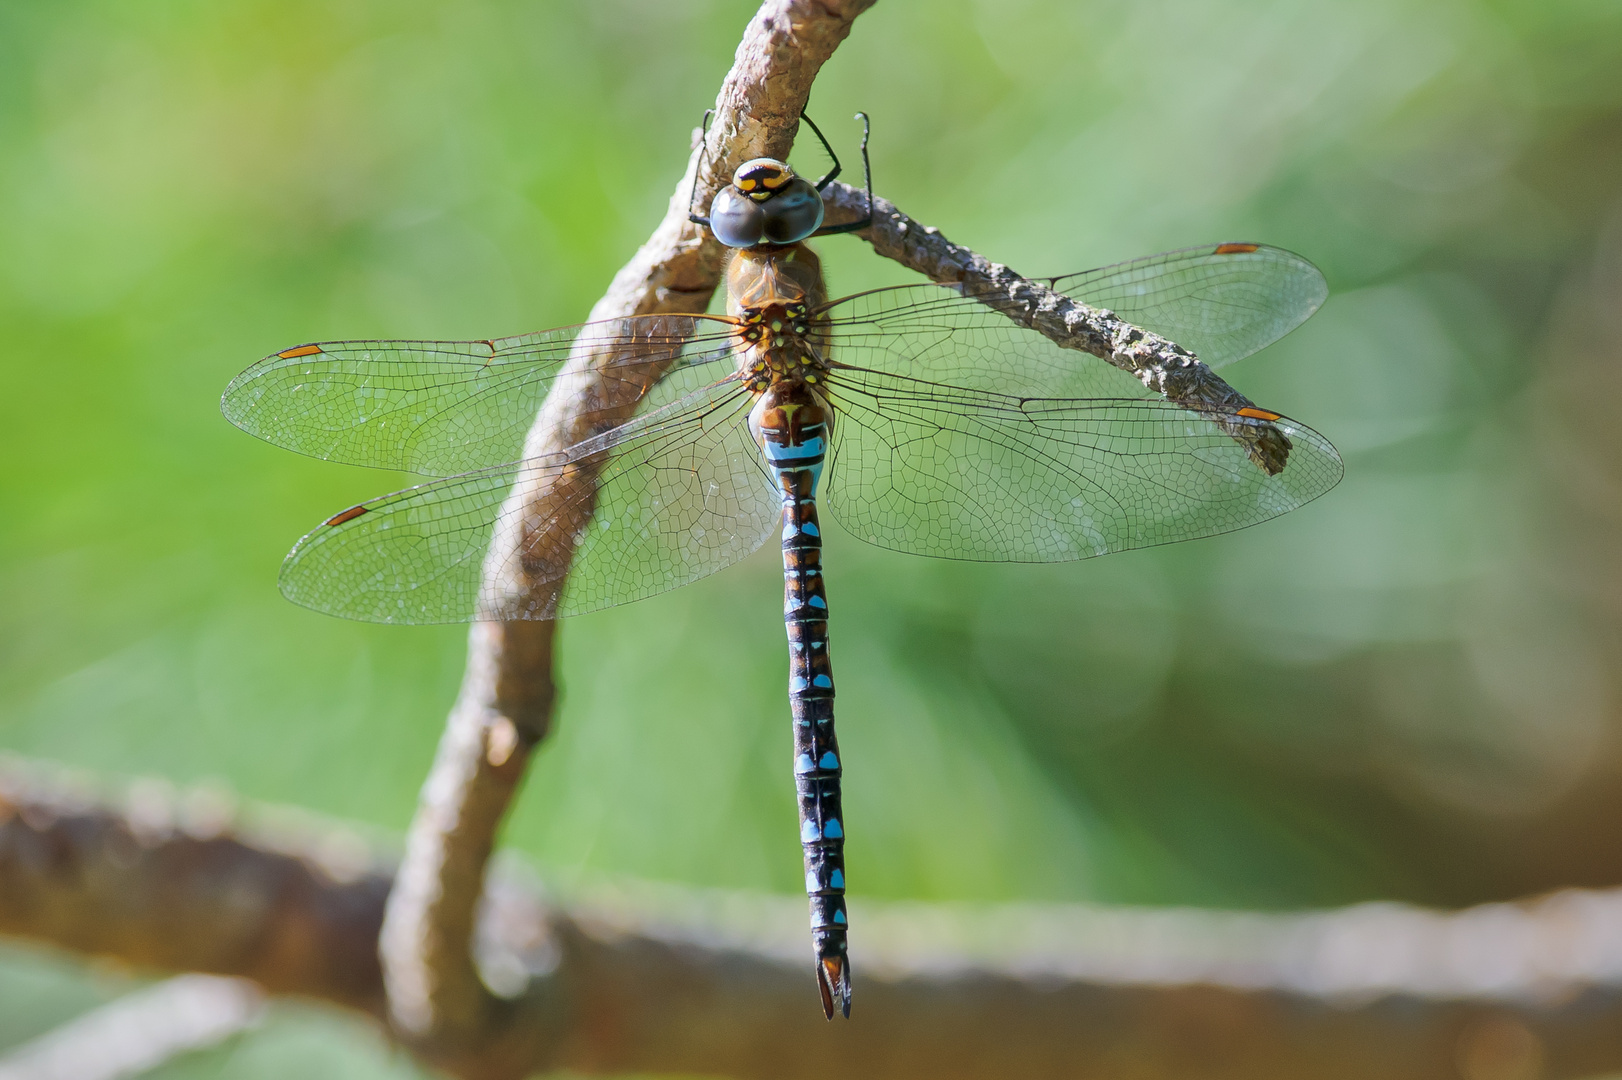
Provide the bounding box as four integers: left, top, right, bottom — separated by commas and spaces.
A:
760, 177, 825, 245
710, 185, 767, 248
709, 158, 823, 248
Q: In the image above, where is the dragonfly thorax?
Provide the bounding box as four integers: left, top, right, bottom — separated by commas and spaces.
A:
727, 242, 833, 393
726, 243, 829, 312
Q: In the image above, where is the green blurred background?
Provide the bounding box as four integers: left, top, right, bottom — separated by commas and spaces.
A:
2, 0, 1620, 1072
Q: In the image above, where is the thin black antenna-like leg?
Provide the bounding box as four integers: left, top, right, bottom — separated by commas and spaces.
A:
802, 112, 843, 190
813, 112, 872, 237
688, 108, 716, 228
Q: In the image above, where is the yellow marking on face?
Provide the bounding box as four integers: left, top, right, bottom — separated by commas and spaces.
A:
278, 344, 323, 359
735, 158, 792, 198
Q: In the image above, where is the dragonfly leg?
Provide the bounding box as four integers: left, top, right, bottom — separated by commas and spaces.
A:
687, 107, 716, 229
803, 110, 843, 190
811, 112, 872, 237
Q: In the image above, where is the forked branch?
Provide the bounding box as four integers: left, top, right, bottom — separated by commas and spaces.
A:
381, 0, 1321, 1067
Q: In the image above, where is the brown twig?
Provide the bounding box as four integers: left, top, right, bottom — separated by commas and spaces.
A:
0, 768, 388, 1014
818, 181, 1293, 470
9, 770, 1622, 1080
376, 0, 878, 1065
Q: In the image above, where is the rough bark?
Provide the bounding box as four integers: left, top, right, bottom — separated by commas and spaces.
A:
818, 181, 1293, 471
375, 0, 878, 1067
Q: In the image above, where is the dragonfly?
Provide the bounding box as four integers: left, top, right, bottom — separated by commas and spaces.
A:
222, 113, 1342, 1019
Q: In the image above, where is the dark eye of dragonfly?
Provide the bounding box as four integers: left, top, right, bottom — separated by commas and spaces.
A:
759, 177, 824, 244
709, 157, 825, 248
710, 185, 766, 247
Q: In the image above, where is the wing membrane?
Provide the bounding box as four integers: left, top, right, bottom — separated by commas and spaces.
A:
278, 379, 775, 623
817, 243, 1325, 398
222, 315, 739, 475
1048, 243, 1327, 368
251, 242, 1332, 620
820, 366, 1342, 562
824, 284, 1148, 399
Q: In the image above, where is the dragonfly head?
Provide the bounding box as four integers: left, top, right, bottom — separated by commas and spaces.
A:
710, 158, 825, 248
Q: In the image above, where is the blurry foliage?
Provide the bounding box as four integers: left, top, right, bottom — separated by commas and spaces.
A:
3, 0, 1622, 1064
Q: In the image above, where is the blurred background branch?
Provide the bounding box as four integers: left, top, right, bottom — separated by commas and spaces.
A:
10, 767, 1622, 1078
0, 975, 264, 1080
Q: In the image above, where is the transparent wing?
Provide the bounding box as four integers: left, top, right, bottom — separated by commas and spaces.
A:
277, 377, 777, 623
1047, 243, 1327, 369
817, 243, 1325, 398
221, 314, 740, 476
825, 282, 1147, 400
820, 365, 1342, 562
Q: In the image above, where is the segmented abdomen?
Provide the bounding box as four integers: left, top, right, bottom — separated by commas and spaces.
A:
761, 410, 851, 1019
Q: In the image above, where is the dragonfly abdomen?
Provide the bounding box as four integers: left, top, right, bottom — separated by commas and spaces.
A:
754, 385, 851, 1020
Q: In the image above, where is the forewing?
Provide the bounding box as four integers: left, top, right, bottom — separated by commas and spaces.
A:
820, 367, 1342, 562
278, 379, 776, 623
817, 244, 1325, 399
1048, 243, 1327, 368
825, 283, 1149, 400
222, 315, 738, 475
